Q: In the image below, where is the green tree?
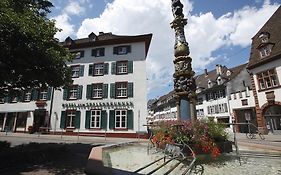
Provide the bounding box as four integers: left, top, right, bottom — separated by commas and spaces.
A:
0, 0, 73, 97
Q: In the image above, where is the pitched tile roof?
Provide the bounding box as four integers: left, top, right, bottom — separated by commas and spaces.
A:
247, 6, 281, 69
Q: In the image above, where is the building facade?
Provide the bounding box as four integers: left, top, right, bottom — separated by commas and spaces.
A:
247, 6, 281, 134
0, 32, 152, 138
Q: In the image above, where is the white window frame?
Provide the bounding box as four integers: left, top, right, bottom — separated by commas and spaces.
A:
116, 82, 127, 98
24, 92, 31, 102
92, 84, 103, 98
40, 90, 47, 100
71, 66, 80, 78
257, 69, 279, 90
116, 62, 128, 74
69, 86, 78, 100
93, 63, 104, 76
259, 46, 271, 58
115, 110, 127, 129
90, 110, 101, 128
66, 111, 75, 128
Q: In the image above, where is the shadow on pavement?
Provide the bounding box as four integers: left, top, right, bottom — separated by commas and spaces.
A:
0, 142, 99, 175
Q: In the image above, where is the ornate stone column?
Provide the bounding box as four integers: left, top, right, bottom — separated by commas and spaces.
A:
171, 0, 197, 121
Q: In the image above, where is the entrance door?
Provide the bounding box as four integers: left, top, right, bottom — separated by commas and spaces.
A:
264, 105, 281, 135
33, 110, 46, 132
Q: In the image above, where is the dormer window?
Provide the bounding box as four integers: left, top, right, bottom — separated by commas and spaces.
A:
258, 32, 270, 43
259, 45, 272, 58
226, 70, 231, 76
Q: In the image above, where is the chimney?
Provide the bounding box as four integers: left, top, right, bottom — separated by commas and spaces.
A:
204, 69, 208, 76
216, 64, 222, 75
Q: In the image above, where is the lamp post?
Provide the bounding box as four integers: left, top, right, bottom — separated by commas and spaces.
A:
171, 0, 196, 121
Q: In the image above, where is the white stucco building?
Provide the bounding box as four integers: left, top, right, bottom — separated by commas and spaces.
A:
0, 32, 152, 138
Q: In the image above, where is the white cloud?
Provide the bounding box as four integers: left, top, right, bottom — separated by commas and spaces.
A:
64, 1, 85, 15
52, 14, 74, 40
75, 0, 279, 98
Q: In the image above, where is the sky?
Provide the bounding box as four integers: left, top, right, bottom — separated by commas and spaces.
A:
49, 0, 281, 100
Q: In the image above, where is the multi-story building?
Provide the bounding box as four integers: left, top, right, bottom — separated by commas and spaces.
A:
149, 63, 256, 133
247, 6, 281, 134
0, 32, 152, 138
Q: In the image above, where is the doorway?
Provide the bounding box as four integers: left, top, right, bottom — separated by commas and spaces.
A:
264, 105, 281, 134
33, 110, 47, 132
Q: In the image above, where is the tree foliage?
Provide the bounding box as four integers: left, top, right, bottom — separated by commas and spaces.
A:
0, 0, 73, 97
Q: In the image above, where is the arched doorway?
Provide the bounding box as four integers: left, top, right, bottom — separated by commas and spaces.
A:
264, 105, 281, 134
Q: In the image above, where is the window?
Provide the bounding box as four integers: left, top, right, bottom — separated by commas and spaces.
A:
92, 84, 103, 98
66, 111, 75, 128
242, 99, 248, 106
197, 97, 203, 105
257, 69, 279, 90
92, 48, 105, 57
94, 63, 104, 76
91, 110, 101, 128
116, 82, 127, 98
72, 51, 84, 59
89, 63, 108, 76
71, 66, 80, 78
87, 84, 108, 99
24, 92, 31, 102
259, 46, 272, 58
116, 61, 128, 74
69, 85, 78, 99
113, 45, 131, 55
39, 90, 47, 100
115, 110, 127, 128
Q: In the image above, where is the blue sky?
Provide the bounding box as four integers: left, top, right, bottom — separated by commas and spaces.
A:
49, 0, 281, 100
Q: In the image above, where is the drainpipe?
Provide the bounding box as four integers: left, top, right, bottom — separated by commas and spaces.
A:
48, 87, 55, 132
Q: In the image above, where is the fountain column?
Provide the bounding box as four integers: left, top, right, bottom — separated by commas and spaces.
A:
171, 0, 197, 121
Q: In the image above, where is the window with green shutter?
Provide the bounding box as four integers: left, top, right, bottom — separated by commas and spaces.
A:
127, 82, 133, 98
101, 110, 107, 130
79, 65, 84, 77
109, 110, 115, 130
86, 84, 92, 99
63, 87, 68, 100
104, 63, 109, 75
103, 84, 108, 98
110, 83, 116, 98
31, 89, 38, 101
127, 110, 133, 129
60, 111, 66, 129
111, 62, 116, 75
78, 85, 83, 99
85, 111, 91, 129
89, 64, 93, 76
47, 87, 52, 101
75, 111, 81, 129
128, 61, 133, 73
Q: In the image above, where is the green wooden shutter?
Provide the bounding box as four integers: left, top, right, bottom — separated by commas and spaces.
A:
79, 65, 84, 77
60, 111, 66, 129
111, 62, 116, 74
101, 48, 105, 56
80, 51, 84, 57
18, 92, 23, 102
128, 82, 133, 98
127, 110, 133, 129
86, 84, 92, 99
75, 111, 81, 129
31, 89, 38, 101
109, 110, 115, 129
110, 83, 115, 98
103, 84, 108, 99
47, 87, 52, 101
63, 87, 68, 100
88, 64, 93, 76
101, 110, 107, 130
128, 61, 133, 73
78, 85, 83, 99
91, 49, 96, 56
85, 111, 91, 129
126, 45, 131, 53
103, 63, 109, 75
113, 47, 118, 54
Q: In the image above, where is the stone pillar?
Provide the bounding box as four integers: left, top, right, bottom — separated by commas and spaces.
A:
171, 0, 197, 121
